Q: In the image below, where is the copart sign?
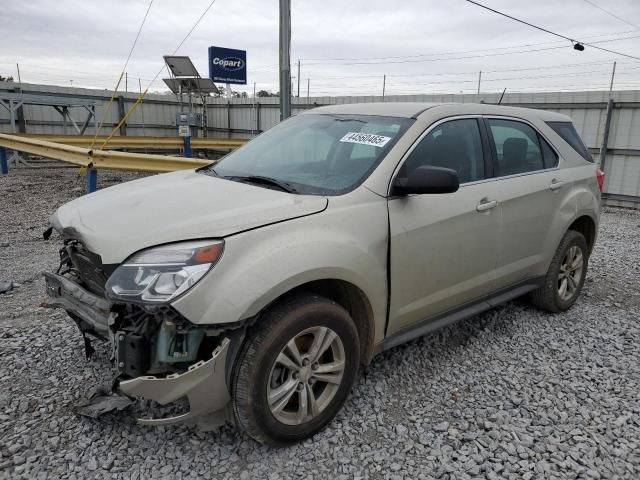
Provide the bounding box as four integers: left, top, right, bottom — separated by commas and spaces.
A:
208, 46, 247, 85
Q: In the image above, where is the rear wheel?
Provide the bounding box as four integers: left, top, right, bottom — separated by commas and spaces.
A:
232, 295, 360, 446
530, 230, 588, 312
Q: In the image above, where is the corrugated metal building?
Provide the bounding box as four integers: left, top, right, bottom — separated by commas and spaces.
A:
1, 82, 638, 206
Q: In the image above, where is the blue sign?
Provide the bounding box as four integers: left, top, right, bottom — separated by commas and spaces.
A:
208, 46, 246, 85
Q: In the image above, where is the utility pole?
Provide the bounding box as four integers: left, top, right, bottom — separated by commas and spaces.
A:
125, 72, 128, 93
279, 0, 292, 120
297, 59, 301, 97
477, 71, 482, 95
382, 75, 386, 101
307, 78, 310, 103
16, 63, 22, 84
608, 61, 616, 98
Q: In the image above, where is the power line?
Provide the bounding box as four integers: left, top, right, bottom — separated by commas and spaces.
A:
91, 0, 155, 147
311, 69, 613, 89
305, 60, 630, 80
581, 0, 640, 31
301, 29, 639, 62
465, 0, 576, 42
253, 30, 639, 70
304, 45, 568, 66
465, 0, 640, 61
385, 69, 617, 87
121, 0, 154, 74
301, 33, 640, 67
101, 0, 219, 147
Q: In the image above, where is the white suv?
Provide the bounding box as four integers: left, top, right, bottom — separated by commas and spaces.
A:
43, 102, 601, 445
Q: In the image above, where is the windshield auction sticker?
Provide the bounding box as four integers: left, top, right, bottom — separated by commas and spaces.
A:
339, 132, 392, 148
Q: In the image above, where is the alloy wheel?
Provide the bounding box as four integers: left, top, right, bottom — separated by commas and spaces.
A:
558, 245, 584, 301
267, 326, 345, 425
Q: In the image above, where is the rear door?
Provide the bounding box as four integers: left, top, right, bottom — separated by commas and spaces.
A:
484, 117, 568, 287
387, 117, 501, 335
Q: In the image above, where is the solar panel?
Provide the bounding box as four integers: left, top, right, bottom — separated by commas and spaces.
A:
163, 56, 200, 77
163, 77, 219, 94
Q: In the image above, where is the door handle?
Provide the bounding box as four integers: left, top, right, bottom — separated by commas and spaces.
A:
476, 199, 498, 212
549, 179, 565, 191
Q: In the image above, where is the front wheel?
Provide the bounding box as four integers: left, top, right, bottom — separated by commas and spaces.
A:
232, 295, 360, 446
530, 230, 588, 312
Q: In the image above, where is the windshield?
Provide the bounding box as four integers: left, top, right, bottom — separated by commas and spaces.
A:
205, 114, 414, 195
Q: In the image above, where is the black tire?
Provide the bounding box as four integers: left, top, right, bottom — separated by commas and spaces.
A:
231, 294, 360, 446
530, 230, 589, 313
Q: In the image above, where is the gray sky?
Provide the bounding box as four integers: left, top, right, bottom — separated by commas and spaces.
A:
2, 0, 640, 96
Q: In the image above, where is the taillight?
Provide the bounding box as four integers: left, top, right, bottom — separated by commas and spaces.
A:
596, 169, 605, 192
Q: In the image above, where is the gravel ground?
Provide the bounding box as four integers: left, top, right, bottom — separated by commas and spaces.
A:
1, 166, 639, 480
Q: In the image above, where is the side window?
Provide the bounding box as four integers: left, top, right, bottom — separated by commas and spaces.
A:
539, 134, 559, 168
546, 121, 593, 162
399, 118, 485, 184
487, 119, 544, 176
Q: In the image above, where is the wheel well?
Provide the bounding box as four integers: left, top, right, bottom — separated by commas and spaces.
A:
276, 280, 376, 365
568, 216, 596, 255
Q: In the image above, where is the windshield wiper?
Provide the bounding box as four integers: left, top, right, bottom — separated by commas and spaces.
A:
228, 175, 299, 194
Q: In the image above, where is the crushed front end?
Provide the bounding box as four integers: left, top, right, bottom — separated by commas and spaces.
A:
42, 238, 238, 430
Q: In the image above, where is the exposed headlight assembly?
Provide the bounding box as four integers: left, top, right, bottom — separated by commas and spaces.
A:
105, 240, 224, 305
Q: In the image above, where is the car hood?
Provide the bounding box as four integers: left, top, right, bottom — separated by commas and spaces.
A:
50, 169, 328, 264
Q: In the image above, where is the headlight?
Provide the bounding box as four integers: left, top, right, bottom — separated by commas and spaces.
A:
105, 240, 224, 304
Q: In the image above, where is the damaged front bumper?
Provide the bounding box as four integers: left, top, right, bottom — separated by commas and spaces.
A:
42, 272, 111, 338
119, 338, 231, 429
42, 271, 234, 430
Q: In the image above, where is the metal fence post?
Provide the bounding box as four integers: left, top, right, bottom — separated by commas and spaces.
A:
256, 102, 261, 135
0, 147, 8, 174
599, 98, 614, 175
86, 168, 97, 193
183, 136, 192, 157
117, 96, 127, 136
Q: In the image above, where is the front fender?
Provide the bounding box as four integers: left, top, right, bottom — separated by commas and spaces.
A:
171, 194, 389, 343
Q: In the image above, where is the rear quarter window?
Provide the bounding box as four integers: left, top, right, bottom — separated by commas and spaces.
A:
546, 121, 593, 162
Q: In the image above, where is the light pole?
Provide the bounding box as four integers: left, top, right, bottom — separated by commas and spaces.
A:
279, 0, 292, 120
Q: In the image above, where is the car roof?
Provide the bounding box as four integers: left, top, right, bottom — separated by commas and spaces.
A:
306, 102, 572, 122
307, 102, 441, 118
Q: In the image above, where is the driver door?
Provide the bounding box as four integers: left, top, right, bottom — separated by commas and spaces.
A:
387, 118, 501, 335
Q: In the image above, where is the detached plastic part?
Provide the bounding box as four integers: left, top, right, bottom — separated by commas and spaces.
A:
118, 338, 231, 428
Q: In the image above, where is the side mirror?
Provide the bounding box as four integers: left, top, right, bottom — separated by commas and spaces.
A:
392, 165, 460, 196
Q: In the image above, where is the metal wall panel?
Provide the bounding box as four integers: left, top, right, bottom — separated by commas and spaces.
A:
604, 154, 640, 197
2, 81, 639, 205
